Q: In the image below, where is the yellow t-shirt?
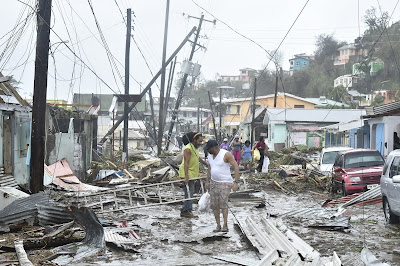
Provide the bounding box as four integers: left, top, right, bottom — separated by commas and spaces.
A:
179, 143, 200, 179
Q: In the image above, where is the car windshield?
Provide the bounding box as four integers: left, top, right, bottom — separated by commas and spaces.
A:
322, 151, 338, 164
344, 151, 384, 168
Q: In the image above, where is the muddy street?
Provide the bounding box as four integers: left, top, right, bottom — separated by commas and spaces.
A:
70, 184, 399, 265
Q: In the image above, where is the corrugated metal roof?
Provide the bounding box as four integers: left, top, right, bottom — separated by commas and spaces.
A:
280, 208, 337, 219
37, 204, 73, 226
0, 174, 18, 188
0, 103, 31, 112
264, 108, 365, 124
0, 192, 51, 225
104, 230, 140, 245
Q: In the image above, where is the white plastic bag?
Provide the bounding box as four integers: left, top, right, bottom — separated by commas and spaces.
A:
198, 191, 210, 212
262, 156, 270, 173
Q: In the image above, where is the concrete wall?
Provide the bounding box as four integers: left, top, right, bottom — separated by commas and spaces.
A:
369, 116, 400, 156
266, 123, 286, 151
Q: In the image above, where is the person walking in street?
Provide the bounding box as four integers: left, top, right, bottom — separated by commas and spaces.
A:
241, 140, 252, 170
205, 140, 239, 232
220, 138, 230, 151
231, 136, 242, 164
179, 132, 208, 218
255, 136, 266, 172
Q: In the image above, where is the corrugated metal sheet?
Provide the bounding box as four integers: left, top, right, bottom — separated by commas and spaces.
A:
339, 185, 382, 209
37, 204, 73, 226
104, 230, 140, 245
373, 101, 400, 115
0, 174, 18, 188
280, 208, 338, 219
0, 192, 51, 226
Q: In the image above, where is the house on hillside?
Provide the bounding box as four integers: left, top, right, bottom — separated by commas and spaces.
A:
262, 108, 365, 151
222, 93, 316, 137
334, 74, 358, 88
334, 43, 367, 67
353, 59, 384, 76
289, 53, 314, 75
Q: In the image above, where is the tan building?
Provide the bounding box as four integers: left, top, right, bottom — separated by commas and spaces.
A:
223, 93, 316, 135
334, 44, 366, 67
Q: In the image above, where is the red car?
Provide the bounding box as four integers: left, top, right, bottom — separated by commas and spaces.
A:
332, 149, 384, 195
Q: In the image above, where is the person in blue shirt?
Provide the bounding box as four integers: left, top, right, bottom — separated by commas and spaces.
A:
241, 140, 252, 170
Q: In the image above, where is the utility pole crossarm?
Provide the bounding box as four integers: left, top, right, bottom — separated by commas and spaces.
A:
98, 27, 197, 146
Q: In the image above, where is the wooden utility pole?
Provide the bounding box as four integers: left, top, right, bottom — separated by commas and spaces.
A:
219, 86, 223, 141
98, 27, 196, 146
30, 0, 52, 193
158, 0, 170, 155
208, 91, 218, 142
162, 57, 177, 133
149, 87, 157, 146
250, 78, 257, 148
274, 68, 278, 107
165, 15, 205, 150
123, 8, 132, 167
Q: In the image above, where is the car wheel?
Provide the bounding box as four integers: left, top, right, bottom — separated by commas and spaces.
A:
342, 182, 348, 196
383, 197, 399, 224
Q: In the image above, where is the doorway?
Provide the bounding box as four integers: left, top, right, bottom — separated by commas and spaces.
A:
3, 113, 13, 174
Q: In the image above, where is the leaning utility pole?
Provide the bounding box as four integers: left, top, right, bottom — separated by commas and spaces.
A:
250, 78, 257, 148
158, 0, 170, 155
30, 0, 52, 193
122, 8, 132, 168
165, 14, 211, 150
98, 27, 197, 146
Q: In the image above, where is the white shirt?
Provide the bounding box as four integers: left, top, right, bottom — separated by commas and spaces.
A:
208, 149, 233, 183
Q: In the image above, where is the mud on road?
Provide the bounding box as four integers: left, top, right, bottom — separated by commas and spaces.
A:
76, 185, 400, 266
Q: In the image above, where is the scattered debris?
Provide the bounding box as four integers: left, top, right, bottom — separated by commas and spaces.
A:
14, 240, 33, 266
361, 247, 390, 266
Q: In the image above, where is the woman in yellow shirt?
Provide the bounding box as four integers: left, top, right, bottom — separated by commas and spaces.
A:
179, 132, 208, 218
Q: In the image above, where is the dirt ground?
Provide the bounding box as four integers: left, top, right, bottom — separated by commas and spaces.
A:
64, 183, 399, 266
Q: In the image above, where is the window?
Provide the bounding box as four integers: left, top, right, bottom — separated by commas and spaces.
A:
290, 60, 294, 65
296, 62, 300, 66
304, 62, 307, 66
241, 70, 247, 74
294, 105, 305, 108
344, 151, 384, 169
390, 157, 400, 178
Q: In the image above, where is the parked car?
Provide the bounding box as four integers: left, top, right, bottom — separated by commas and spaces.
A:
319, 147, 353, 175
332, 149, 384, 195
381, 149, 400, 224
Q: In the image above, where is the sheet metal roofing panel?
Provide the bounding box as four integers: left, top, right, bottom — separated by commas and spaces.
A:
0, 192, 51, 225
37, 204, 73, 226
0, 103, 31, 112
0, 174, 18, 188
280, 208, 338, 219
263, 108, 366, 124
104, 229, 140, 245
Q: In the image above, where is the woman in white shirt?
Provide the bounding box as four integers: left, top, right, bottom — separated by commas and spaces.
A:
205, 140, 239, 232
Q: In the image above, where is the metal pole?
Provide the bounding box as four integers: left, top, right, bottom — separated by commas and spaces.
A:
219, 86, 222, 141
165, 15, 204, 150
163, 57, 177, 133
274, 69, 278, 108
250, 78, 257, 148
208, 91, 219, 142
123, 8, 132, 167
30, 0, 52, 193
148, 87, 157, 147
158, 0, 170, 155
99, 27, 197, 146
197, 98, 200, 132
112, 110, 115, 161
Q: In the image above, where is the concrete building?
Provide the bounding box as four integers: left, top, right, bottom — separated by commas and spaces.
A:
334, 43, 366, 67
289, 53, 314, 75
262, 108, 365, 151
334, 74, 358, 88
222, 93, 316, 137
